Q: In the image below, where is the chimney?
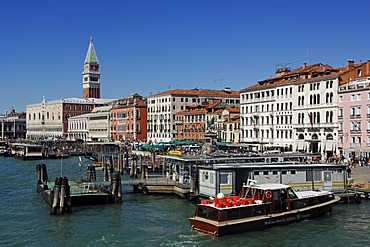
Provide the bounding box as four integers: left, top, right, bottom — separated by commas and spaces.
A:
302, 62, 307, 69
367, 60, 370, 75
347, 59, 355, 70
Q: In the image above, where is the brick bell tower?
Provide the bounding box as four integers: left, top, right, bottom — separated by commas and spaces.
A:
83, 37, 101, 99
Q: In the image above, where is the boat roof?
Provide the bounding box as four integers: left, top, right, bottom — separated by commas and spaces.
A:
10, 143, 43, 147
246, 183, 290, 190
201, 162, 345, 169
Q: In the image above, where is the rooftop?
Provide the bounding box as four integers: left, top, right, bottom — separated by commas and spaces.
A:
150, 88, 240, 98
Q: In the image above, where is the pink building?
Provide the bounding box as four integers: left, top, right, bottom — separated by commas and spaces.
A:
338, 76, 370, 157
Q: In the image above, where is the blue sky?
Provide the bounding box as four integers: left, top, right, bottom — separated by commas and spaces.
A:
1, 0, 369, 112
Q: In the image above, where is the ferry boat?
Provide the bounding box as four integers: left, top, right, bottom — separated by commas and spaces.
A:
189, 180, 340, 237
10, 143, 45, 160
0, 141, 10, 157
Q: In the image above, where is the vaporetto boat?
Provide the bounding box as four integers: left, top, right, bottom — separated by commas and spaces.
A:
189, 180, 340, 237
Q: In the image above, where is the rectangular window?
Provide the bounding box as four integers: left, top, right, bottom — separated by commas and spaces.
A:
351, 94, 355, 101
339, 108, 343, 117
351, 108, 355, 116
220, 173, 229, 184
357, 94, 361, 100
339, 96, 343, 102
351, 122, 355, 130
306, 170, 322, 181
357, 107, 361, 116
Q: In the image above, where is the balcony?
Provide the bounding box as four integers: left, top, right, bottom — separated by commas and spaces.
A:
350, 129, 361, 134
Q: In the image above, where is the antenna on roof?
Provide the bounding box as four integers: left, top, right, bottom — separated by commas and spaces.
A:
275, 63, 291, 74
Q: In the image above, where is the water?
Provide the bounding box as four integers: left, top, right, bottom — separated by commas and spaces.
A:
0, 157, 369, 247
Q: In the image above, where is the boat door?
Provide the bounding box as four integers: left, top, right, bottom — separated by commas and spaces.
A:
323, 171, 332, 191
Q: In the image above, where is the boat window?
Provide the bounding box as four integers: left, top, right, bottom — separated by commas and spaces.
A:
287, 188, 298, 199
246, 188, 254, 198
226, 208, 239, 220
197, 206, 207, 218
291, 170, 296, 175
263, 171, 269, 175
208, 208, 219, 220
253, 205, 266, 216
281, 170, 287, 175
254, 171, 260, 176
272, 170, 278, 175
240, 207, 253, 218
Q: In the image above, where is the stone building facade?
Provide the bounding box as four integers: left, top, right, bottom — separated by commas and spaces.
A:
147, 88, 240, 143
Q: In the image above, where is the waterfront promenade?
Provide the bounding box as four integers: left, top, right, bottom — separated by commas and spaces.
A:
351, 166, 370, 184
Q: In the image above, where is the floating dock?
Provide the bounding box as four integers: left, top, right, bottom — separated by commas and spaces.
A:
36, 164, 122, 214
37, 180, 116, 207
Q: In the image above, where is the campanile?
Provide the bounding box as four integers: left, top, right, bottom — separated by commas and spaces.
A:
82, 37, 101, 99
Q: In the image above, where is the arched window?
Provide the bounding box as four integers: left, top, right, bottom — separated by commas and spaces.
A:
310, 95, 313, 105
317, 94, 320, 104
298, 96, 301, 106
330, 92, 333, 103
327, 133, 333, 140
326, 93, 329, 103
326, 111, 329, 123
298, 134, 304, 139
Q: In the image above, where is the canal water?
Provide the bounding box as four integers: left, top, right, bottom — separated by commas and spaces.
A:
0, 156, 369, 246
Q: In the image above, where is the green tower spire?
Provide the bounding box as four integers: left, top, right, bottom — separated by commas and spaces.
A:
84, 36, 99, 64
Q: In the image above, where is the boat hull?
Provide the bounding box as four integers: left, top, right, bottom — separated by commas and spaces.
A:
189, 198, 338, 237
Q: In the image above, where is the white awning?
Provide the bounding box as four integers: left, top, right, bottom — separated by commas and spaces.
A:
325, 142, 333, 151
297, 142, 305, 150
306, 142, 310, 152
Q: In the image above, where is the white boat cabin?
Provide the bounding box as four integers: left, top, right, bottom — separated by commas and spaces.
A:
199, 163, 347, 198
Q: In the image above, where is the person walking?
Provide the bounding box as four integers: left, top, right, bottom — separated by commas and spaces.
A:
347, 166, 352, 178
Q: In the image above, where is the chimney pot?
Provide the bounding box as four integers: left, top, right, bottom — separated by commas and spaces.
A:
347, 59, 355, 70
